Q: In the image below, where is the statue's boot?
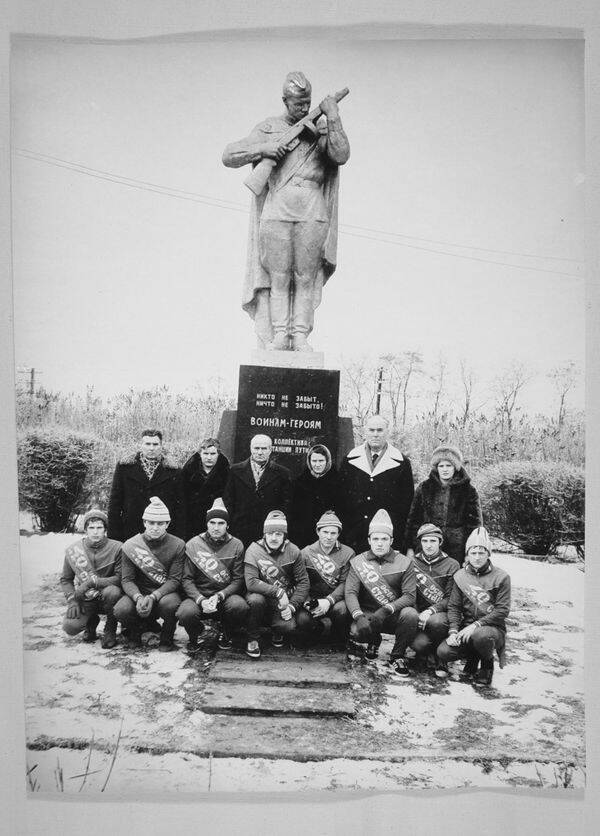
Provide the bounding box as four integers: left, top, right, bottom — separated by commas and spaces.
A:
269, 278, 291, 349
291, 280, 314, 351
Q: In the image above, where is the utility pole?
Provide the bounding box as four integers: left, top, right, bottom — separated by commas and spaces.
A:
375, 366, 383, 415
29, 367, 35, 396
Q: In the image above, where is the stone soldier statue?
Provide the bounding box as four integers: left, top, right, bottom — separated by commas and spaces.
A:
222, 71, 350, 351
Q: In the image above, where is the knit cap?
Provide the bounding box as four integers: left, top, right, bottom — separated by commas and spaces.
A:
368, 508, 394, 537
431, 444, 463, 472
465, 526, 492, 555
142, 496, 171, 522
206, 498, 229, 524
263, 510, 288, 534
416, 523, 444, 543
316, 510, 342, 532
83, 509, 108, 529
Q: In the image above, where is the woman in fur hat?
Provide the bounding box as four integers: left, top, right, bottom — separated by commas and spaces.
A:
405, 444, 482, 566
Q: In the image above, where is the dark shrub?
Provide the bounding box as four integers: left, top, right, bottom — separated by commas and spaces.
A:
18, 427, 97, 532
476, 461, 584, 555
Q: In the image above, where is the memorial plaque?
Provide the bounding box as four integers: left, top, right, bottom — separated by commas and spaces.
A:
234, 365, 340, 476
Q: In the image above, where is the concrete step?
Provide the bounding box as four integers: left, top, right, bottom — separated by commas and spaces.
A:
200, 682, 355, 718
209, 656, 350, 689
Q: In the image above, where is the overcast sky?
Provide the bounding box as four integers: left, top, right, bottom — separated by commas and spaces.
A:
10, 36, 584, 414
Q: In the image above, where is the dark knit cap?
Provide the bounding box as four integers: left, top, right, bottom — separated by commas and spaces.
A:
206, 498, 229, 524
316, 510, 342, 532
416, 523, 444, 543
83, 509, 108, 529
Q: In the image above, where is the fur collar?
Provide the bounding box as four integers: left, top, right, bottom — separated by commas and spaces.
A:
345, 442, 405, 477
118, 449, 178, 469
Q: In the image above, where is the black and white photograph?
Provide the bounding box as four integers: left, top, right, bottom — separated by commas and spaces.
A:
9, 23, 587, 800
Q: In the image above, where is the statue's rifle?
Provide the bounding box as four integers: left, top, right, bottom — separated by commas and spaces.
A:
243, 87, 349, 196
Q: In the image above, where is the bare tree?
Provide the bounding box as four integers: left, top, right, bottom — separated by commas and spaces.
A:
430, 354, 448, 431
548, 361, 580, 428
458, 359, 476, 427
340, 357, 378, 429
380, 351, 424, 428
493, 361, 533, 431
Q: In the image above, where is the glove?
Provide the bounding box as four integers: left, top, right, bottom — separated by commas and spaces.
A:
66, 600, 81, 620
280, 606, 293, 621
73, 581, 91, 602
313, 598, 331, 618
201, 594, 219, 614
353, 615, 371, 642
369, 607, 388, 633
446, 632, 460, 647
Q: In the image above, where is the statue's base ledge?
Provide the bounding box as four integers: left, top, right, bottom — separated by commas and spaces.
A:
250, 349, 325, 369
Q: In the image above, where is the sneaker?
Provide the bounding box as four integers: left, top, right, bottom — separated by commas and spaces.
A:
218, 631, 233, 650
346, 639, 364, 660
473, 662, 494, 688
434, 660, 449, 679
388, 658, 410, 678
271, 631, 284, 648
365, 643, 379, 660
101, 630, 117, 649
246, 640, 261, 659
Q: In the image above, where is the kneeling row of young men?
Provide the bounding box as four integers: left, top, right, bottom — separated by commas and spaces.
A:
60, 495, 510, 687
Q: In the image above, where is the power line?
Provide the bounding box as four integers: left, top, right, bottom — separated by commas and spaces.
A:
13, 147, 582, 278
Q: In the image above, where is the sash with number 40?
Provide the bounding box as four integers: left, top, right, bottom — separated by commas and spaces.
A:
66, 544, 101, 601
256, 551, 291, 593
124, 536, 167, 586
305, 550, 339, 588
188, 544, 231, 587
454, 571, 494, 616
351, 555, 396, 607
415, 569, 445, 606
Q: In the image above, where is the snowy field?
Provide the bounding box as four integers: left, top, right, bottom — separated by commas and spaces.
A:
20, 533, 584, 794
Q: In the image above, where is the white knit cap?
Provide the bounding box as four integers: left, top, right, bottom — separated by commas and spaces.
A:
465, 526, 491, 555
368, 508, 393, 537
142, 496, 171, 522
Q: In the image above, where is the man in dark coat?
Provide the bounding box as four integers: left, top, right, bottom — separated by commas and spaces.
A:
339, 415, 414, 554
289, 443, 341, 548
107, 429, 185, 542
405, 444, 482, 565
181, 437, 230, 540
222, 434, 292, 548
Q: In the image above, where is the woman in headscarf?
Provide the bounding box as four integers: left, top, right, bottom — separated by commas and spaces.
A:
289, 444, 341, 549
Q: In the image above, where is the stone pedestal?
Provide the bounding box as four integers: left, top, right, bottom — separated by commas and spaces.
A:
218, 363, 354, 476
250, 349, 325, 369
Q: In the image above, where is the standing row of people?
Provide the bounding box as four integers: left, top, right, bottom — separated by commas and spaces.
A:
107, 415, 483, 564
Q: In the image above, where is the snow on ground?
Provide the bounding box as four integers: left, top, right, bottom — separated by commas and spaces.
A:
20, 535, 585, 793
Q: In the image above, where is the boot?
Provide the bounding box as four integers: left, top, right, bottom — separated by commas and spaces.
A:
292, 333, 313, 351
474, 659, 494, 688
101, 615, 118, 649
268, 331, 289, 350
459, 655, 479, 682
366, 635, 382, 660
159, 622, 176, 652
82, 614, 100, 643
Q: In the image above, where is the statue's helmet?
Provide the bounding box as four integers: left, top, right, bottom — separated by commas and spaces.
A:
283, 71, 312, 99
